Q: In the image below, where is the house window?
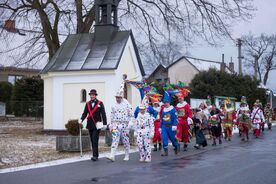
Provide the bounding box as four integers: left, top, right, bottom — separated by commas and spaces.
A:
81, 89, 87, 102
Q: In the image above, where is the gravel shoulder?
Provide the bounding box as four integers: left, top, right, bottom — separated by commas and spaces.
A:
0, 120, 112, 169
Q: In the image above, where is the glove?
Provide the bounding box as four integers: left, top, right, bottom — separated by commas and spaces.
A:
187, 117, 193, 125
159, 128, 162, 134
150, 132, 154, 138
134, 131, 138, 137
102, 125, 107, 130
172, 126, 177, 131
79, 119, 83, 125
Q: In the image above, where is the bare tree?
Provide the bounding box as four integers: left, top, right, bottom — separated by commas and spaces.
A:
0, 0, 254, 67
243, 34, 276, 85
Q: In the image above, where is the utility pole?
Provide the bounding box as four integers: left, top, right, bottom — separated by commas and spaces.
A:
236, 38, 243, 75
253, 55, 258, 80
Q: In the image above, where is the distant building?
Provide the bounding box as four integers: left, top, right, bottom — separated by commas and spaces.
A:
148, 56, 235, 85
147, 64, 168, 83
0, 66, 40, 85
41, 0, 145, 130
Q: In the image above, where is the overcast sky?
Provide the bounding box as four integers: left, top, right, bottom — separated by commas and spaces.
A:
188, 0, 276, 91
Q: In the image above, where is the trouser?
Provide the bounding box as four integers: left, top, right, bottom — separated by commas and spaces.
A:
252, 123, 261, 137
152, 120, 162, 143
240, 123, 249, 139
88, 128, 101, 158
176, 119, 189, 143
223, 123, 233, 138
137, 130, 151, 160
111, 122, 130, 156
162, 126, 178, 149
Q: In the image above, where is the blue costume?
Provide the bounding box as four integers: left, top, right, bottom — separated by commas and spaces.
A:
160, 91, 179, 155
161, 106, 179, 150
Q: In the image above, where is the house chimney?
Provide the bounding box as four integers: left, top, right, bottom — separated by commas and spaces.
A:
4, 20, 16, 32
220, 54, 226, 72
229, 57, 234, 73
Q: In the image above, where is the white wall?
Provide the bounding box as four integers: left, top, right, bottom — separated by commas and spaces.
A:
41, 36, 144, 130
168, 58, 199, 85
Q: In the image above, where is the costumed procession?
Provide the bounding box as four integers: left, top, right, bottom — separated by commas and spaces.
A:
80, 77, 275, 163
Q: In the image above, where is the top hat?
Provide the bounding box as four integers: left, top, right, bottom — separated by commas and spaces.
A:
89, 89, 98, 96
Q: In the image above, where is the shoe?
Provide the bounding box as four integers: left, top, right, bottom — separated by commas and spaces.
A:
139, 157, 145, 162
91, 157, 98, 161
194, 144, 200, 149
174, 147, 179, 155
241, 138, 245, 141
212, 141, 216, 146
106, 155, 115, 162
219, 139, 222, 144
228, 138, 231, 141
183, 144, 188, 152
153, 144, 157, 152
145, 158, 151, 163
161, 149, 168, 156
158, 143, 162, 151
123, 155, 129, 161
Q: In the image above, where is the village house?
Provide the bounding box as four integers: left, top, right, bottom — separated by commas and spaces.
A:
148, 55, 235, 86
40, 0, 145, 130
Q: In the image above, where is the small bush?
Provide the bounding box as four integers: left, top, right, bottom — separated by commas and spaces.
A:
65, 119, 83, 136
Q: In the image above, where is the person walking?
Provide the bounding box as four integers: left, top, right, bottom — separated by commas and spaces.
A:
80, 89, 107, 161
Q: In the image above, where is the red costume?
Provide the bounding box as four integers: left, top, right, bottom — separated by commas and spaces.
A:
176, 101, 193, 144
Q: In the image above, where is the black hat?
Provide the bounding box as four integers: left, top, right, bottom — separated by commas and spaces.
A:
89, 89, 98, 96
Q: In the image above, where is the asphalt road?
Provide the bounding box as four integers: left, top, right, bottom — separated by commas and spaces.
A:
1, 129, 276, 184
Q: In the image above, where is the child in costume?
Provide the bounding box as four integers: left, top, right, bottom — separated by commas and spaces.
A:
222, 98, 236, 141
134, 104, 154, 162
150, 95, 163, 151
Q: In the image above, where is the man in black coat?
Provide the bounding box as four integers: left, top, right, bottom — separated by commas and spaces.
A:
80, 89, 107, 161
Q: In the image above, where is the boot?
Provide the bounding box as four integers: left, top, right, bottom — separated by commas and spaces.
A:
145, 157, 151, 163
139, 157, 145, 162
123, 154, 129, 161
183, 144, 188, 151
158, 143, 162, 151
107, 152, 115, 162
212, 139, 216, 146
161, 149, 168, 156
123, 149, 129, 161
174, 144, 180, 155
153, 144, 157, 152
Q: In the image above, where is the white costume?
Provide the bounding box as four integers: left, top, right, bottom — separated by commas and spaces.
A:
134, 112, 154, 162
108, 80, 133, 161
251, 107, 265, 131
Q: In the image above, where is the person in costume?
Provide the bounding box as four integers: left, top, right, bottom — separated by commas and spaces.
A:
160, 91, 179, 156
209, 104, 222, 145
107, 81, 133, 162
134, 104, 154, 162
175, 89, 193, 151
236, 96, 249, 136
251, 100, 265, 138
150, 95, 163, 151
222, 98, 236, 141
264, 103, 274, 130
237, 101, 251, 141
193, 109, 208, 149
